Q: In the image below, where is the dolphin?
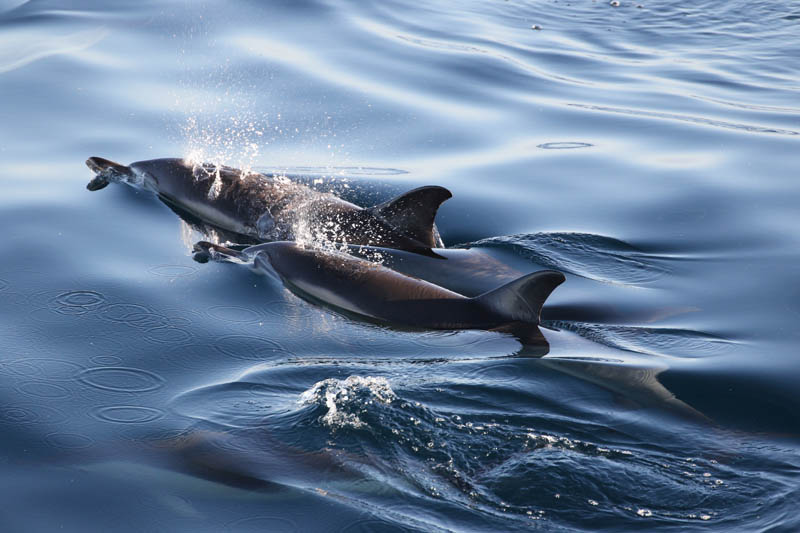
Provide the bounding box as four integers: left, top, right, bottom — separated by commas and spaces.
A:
86, 157, 451, 256
194, 241, 565, 355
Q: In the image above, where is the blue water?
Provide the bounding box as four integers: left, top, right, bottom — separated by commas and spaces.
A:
2, 0, 799, 530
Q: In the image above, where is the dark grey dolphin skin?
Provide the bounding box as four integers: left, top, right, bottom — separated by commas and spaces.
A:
194, 241, 566, 355
86, 157, 451, 255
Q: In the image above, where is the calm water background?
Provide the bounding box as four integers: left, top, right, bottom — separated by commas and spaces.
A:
1, 0, 799, 531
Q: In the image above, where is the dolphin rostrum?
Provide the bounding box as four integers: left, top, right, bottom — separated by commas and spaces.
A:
86, 157, 451, 255
194, 241, 566, 355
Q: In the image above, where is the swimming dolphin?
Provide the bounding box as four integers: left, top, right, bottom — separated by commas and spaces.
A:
86, 157, 451, 256
194, 241, 565, 355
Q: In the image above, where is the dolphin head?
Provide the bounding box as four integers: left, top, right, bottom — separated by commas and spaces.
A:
85, 157, 134, 191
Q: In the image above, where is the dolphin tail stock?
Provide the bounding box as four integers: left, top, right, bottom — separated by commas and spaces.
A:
476, 270, 566, 326
85, 157, 132, 191
367, 186, 453, 248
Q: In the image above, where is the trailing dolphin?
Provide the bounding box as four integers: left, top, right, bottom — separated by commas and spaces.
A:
194, 241, 565, 355
86, 157, 451, 255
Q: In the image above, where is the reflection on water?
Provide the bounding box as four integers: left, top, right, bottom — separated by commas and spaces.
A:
2, 0, 800, 531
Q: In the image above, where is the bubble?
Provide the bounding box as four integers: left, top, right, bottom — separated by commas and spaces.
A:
92, 405, 165, 424
78, 367, 166, 393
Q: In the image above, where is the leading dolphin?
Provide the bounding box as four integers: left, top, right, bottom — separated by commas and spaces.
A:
86, 157, 451, 256
194, 241, 565, 354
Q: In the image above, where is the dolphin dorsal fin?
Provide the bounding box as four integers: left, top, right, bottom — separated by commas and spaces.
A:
368, 186, 452, 247
476, 270, 566, 324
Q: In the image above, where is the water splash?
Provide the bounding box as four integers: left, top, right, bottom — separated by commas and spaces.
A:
299, 376, 396, 429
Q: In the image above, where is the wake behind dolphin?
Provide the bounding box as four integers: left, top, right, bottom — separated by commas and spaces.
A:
86, 156, 451, 256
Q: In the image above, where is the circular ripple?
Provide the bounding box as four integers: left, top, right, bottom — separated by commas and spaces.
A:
44, 432, 95, 450
148, 264, 198, 278
2, 358, 85, 381
144, 327, 193, 345
54, 290, 106, 309
90, 355, 124, 366
16, 381, 72, 399
537, 142, 593, 149
92, 405, 165, 424
260, 299, 314, 319
214, 335, 294, 361
78, 367, 166, 393
98, 303, 159, 326
28, 307, 81, 324
0, 404, 69, 425
225, 516, 297, 533
206, 305, 264, 324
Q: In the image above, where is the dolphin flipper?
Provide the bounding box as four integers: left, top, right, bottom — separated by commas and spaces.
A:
368, 186, 452, 248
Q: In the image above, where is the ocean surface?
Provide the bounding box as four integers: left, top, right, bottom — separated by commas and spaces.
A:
2, 0, 799, 531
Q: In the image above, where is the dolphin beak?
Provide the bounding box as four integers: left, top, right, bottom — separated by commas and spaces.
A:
86, 175, 110, 191
85, 156, 130, 191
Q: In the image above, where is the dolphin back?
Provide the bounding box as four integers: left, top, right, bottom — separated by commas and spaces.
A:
475, 270, 566, 325
367, 186, 452, 248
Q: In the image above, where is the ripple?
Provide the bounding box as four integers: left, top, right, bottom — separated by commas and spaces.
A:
148, 264, 198, 278
569, 103, 800, 137
78, 367, 166, 393
463, 232, 667, 285
53, 290, 106, 309
16, 381, 71, 399
339, 519, 412, 533
537, 142, 593, 149
213, 335, 294, 361
163, 344, 216, 370
225, 516, 297, 532
206, 305, 265, 324
260, 299, 314, 319
90, 355, 124, 366
92, 405, 165, 424
1, 358, 84, 381
44, 432, 95, 450
0, 278, 8, 291
550, 321, 733, 358
462, 362, 525, 385
0, 404, 69, 425
28, 307, 82, 324
98, 303, 163, 328
412, 330, 493, 348
143, 326, 193, 345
